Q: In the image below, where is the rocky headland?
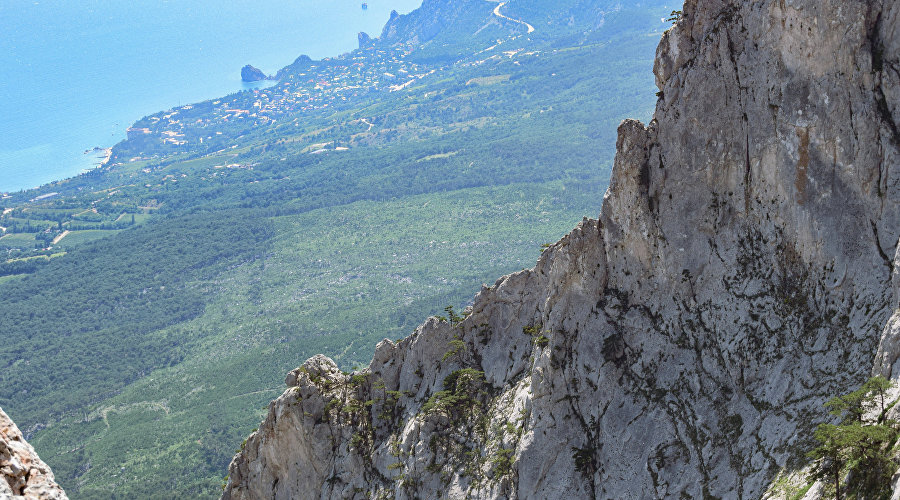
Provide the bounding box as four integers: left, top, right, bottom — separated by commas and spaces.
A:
241, 65, 269, 82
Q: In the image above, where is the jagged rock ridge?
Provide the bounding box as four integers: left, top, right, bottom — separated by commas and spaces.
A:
1, 408, 67, 499
223, 0, 900, 498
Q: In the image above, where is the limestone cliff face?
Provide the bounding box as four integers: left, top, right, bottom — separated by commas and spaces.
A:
222, 0, 900, 498
1, 408, 67, 499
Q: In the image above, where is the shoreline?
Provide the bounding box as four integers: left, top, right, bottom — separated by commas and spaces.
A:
2, 0, 424, 195
83, 147, 114, 171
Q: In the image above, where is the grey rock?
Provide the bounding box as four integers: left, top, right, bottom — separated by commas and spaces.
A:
240, 65, 268, 82
358, 32, 374, 49
222, 0, 900, 498
1, 407, 68, 500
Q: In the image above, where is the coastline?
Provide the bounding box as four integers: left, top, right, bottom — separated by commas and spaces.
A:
82, 147, 114, 173
0, 0, 423, 194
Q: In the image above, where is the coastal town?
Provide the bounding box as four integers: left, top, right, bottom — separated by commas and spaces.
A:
123, 42, 440, 155
0, 40, 457, 267
1, 2, 542, 277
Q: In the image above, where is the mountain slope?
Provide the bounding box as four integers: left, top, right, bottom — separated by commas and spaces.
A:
0, 1, 671, 498
223, 0, 900, 498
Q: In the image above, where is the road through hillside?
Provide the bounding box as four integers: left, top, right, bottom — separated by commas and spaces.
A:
491, 1, 535, 33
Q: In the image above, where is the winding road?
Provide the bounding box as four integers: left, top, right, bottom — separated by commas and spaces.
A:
491, 1, 535, 34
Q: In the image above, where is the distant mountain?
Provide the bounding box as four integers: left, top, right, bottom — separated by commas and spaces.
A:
379, 0, 491, 46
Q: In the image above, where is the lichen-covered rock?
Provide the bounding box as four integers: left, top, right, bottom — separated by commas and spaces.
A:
1, 408, 68, 500
223, 0, 900, 498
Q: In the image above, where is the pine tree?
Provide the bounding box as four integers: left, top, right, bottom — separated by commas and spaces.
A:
807, 376, 899, 500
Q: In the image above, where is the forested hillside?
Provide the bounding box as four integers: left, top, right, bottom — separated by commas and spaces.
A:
0, 0, 670, 497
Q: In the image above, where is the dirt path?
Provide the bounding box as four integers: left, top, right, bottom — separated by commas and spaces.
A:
491, 1, 535, 34
86, 401, 172, 430
215, 388, 281, 405
52, 230, 70, 245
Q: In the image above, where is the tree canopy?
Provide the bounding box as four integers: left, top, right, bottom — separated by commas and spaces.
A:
807, 376, 899, 500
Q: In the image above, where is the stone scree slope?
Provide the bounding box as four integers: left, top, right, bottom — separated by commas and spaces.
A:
222, 0, 900, 498
1, 407, 68, 500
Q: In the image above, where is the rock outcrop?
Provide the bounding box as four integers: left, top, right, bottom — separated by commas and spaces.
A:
358, 32, 374, 49
1, 408, 67, 499
223, 0, 900, 498
241, 65, 268, 82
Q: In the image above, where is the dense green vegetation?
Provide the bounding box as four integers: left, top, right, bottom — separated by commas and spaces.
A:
807, 376, 900, 500
0, 212, 273, 423
0, 0, 670, 497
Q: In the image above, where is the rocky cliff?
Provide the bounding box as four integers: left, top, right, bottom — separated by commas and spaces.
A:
222, 0, 900, 498
241, 65, 268, 82
1, 408, 67, 499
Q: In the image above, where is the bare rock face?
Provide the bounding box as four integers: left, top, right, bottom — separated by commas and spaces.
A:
1, 408, 68, 500
223, 0, 900, 498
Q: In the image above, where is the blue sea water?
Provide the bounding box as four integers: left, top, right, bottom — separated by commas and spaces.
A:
0, 0, 422, 192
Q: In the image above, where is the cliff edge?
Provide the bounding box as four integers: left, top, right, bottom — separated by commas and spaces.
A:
1, 408, 67, 499
223, 0, 900, 498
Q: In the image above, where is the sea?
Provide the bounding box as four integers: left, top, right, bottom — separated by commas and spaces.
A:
0, 0, 423, 193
